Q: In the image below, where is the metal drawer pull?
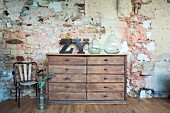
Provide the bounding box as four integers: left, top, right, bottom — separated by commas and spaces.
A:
104, 77, 108, 80
65, 59, 69, 62
65, 96, 69, 98
64, 77, 70, 80
104, 59, 108, 61
65, 68, 69, 71
103, 95, 108, 97
65, 86, 70, 88
104, 68, 108, 71
103, 86, 108, 88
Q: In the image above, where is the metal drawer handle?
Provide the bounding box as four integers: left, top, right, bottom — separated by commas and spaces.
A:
103, 95, 108, 97
65, 86, 70, 88
104, 68, 108, 71
64, 77, 70, 80
104, 77, 108, 80
104, 59, 108, 61
65, 59, 69, 62
103, 86, 108, 88
65, 68, 69, 71
65, 96, 69, 98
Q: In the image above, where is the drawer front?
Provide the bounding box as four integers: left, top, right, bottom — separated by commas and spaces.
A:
87, 92, 124, 100
49, 93, 86, 100
49, 74, 86, 82
87, 83, 124, 92
48, 56, 86, 65
87, 75, 124, 83
49, 83, 86, 93
87, 56, 125, 64
49, 65, 86, 74
87, 66, 124, 74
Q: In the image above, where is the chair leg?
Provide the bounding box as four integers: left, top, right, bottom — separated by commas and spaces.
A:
15, 86, 17, 102
18, 85, 20, 108
36, 83, 38, 97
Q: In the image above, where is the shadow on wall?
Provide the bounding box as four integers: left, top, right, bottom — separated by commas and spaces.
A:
153, 62, 170, 92
141, 61, 170, 97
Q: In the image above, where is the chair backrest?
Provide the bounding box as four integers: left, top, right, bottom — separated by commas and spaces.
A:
13, 62, 38, 82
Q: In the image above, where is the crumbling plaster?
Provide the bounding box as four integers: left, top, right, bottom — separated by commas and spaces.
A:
0, 0, 170, 102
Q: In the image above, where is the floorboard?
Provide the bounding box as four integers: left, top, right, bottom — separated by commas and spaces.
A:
0, 97, 170, 113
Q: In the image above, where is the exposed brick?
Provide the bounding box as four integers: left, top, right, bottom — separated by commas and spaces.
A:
3, 49, 11, 54
59, 33, 72, 38
26, 36, 35, 44
15, 55, 24, 61
6, 45, 17, 49
86, 27, 98, 33
6, 39, 23, 44
10, 50, 18, 55
0, 0, 169, 100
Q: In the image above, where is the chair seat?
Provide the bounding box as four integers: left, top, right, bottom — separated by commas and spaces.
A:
19, 81, 37, 85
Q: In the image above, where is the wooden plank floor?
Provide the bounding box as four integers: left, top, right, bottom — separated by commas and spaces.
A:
0, 97, 170, 113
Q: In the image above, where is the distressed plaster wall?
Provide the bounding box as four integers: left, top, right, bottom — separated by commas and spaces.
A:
117, 0, 170, 97
149, 0, 170, 97
0, 0, 170, 102
151, 1, 170, 61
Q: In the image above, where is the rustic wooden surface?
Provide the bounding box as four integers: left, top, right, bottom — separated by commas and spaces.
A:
47, 54, 127, 103
87, 92, 124, 100
49, 83, 86, 93
87, 75, 124, 82
87, 56, 125, 64
49, 65, 86, 74
87, 66, 124, 74
0, 97, 170, 113
49, 93, 86, 100
48, 56, 86, 65
49, 74, 86, 82
87, 83, 124, 92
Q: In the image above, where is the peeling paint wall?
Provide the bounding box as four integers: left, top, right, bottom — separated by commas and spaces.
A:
0, 0, 170, 102
143, 0, 170, 97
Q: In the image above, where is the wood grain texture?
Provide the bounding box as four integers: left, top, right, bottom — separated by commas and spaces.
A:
49, 65, 86, 74
87, 56, 125, 64
46, 54, 127, 104
48, 56, 86, 65
87, 75, 124, 83
87, 66, 124, 74
49, 74, 86, 82
87, 83, 124, 92
1, 98, 170, 113
49, 83, 86, 93
49, 93, 86, 100
87, 92, 124, 100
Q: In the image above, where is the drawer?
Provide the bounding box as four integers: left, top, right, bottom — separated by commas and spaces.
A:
49, 65, 86, 74
49, 83, 86, 93
49, 93, 86, 100
87, 75, 124, 83
49, 74, 86, 82
87, 92, 124, 100
87, 83, 124, 92
48, 56, 86, 65
87, 66, 124, 74
87, 56, 125, 64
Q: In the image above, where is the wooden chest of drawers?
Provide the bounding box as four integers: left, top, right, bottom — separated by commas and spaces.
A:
46, 54, 127, 104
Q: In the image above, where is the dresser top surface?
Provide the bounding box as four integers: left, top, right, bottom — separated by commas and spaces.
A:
46, 53, 127, 56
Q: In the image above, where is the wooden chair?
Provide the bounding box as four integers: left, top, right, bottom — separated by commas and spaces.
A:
12, 62, 41, 108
